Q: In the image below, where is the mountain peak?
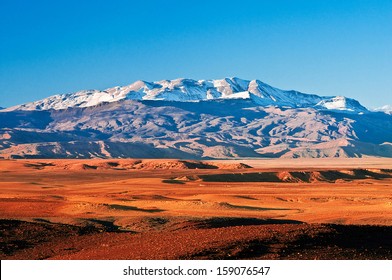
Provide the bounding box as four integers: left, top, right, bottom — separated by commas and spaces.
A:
373, 105, 392, 114
1, 77, 368, 113
315, 96, 368, 112
1, 78, 391, 159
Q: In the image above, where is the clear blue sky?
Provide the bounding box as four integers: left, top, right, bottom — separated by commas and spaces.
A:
1, 0, 391, 108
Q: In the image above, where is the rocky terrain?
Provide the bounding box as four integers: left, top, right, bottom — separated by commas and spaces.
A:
1, 78, 392, 159
2, 219, 392, 260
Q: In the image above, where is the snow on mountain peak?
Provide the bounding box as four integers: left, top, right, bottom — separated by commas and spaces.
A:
1, 77, 368, 113
315, 96, 368, 112
373, 105, 392, 114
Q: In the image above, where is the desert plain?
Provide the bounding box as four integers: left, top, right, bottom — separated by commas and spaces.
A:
1, 157, 392, 260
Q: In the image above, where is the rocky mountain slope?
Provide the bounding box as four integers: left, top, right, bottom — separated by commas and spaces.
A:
0, 78, 391, 159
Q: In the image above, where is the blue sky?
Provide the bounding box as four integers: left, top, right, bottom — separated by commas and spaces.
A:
1, 0, 391, 108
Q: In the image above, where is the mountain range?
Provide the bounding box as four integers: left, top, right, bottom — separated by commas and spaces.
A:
1, 77, 391, 159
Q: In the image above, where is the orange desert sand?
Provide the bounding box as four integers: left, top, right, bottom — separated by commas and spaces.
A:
1, 158, 392, 260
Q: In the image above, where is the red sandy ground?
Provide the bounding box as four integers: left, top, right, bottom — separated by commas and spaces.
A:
1, 158, 392, 259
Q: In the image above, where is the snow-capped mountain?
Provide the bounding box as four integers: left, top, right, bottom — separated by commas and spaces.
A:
315, 96, 368, 112
1, 78, 390, 159
374, 105, 392, 115
2, 77, 368, 113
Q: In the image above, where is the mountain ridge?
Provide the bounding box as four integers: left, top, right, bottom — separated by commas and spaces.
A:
1, 98, 392, 159
1, 77, 368, 113
374, 105, 392, 115
1, 78, 391, 159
